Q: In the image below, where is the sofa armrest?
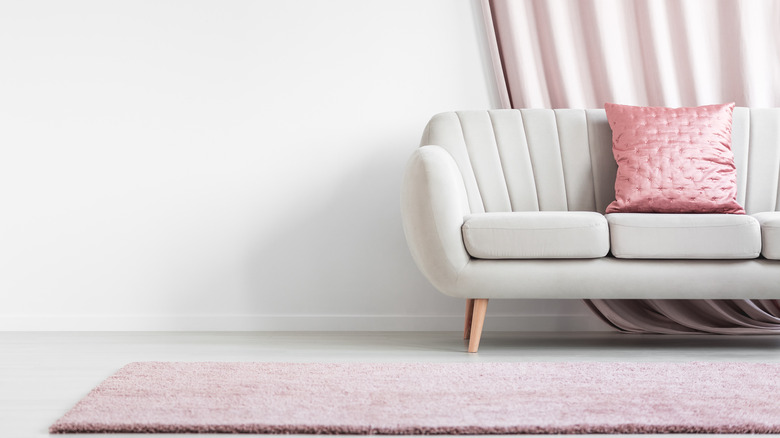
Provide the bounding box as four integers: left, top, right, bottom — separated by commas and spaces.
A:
401, 145, 471, 295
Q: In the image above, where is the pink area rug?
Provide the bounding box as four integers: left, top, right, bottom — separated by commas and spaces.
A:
50, 361, 780, 434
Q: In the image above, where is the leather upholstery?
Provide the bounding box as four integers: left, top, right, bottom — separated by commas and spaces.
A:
402, 109, 780, 299
607, 213, 761, 259
462, 212, 609, 259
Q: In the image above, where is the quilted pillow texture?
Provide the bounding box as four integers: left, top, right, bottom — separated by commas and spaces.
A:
604, 102, 744, 214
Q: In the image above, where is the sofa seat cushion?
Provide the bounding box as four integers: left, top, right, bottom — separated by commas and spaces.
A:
461, 212, 609, 259
752, 212, 780, 260
607, 213, 761, 259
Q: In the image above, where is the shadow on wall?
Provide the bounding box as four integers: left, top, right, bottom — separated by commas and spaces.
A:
241, 145, 457, 318
240, 141, 599, 329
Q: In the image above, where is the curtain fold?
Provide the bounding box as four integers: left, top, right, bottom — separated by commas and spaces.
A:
485, 0, 780, 109
483, 0, 780, 334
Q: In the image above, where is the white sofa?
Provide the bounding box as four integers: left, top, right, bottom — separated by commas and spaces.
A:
400, 109, 780, 352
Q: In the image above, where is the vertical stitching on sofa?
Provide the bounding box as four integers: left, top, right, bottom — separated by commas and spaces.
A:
774, 111, 780, 212
455, 112, 486, 213
584, 110, 600, 212
744, 109, 754, 213
487, 110, 514, 212
553, 110, 570, 211
775, 143, 780, 212
519, 110, 541, 211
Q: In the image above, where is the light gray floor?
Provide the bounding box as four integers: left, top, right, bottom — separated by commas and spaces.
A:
3, 331, 780, 437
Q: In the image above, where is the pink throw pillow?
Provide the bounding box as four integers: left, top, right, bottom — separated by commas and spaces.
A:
604, 102, 744, 214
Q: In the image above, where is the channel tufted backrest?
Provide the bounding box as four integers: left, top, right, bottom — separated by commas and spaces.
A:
420, 108, 780, 215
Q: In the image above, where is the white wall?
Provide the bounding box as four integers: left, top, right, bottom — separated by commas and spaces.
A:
0, 0, 608, 331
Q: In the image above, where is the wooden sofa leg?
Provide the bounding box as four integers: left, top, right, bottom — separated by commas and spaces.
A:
468, 299, 488, 353
464, 299, 475, 339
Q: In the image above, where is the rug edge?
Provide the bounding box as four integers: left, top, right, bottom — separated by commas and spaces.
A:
48, 422, 780, 435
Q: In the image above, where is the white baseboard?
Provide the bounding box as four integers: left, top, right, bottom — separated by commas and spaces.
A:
0, 314, 613, 332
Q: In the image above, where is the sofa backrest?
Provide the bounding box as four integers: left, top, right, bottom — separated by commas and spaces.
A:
420, 108, 780, 215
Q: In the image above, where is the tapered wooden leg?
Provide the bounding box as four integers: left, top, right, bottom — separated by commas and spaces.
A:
463, 299, 475, 340
468, 299, 488, 353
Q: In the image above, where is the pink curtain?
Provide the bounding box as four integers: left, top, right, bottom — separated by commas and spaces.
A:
485, 0, 780, 109
483, 0, 780, 334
